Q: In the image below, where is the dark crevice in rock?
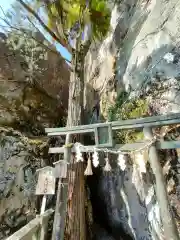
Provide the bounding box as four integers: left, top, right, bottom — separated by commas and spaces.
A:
86, 167, 133, 240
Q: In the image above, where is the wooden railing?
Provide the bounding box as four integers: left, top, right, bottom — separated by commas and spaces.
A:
6, 209, 54, 240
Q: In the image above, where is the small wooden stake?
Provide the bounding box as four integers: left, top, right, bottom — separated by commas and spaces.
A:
35, 166, 55, 240
40, 195, 47, 215
143, 127, 179, 240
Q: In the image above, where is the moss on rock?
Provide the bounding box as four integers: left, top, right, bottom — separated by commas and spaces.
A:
108, 91, 149, 143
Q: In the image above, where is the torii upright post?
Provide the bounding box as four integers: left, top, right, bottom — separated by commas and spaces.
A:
143, 127, 179, 240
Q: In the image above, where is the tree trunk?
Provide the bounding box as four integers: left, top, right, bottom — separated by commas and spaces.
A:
64, 45, 87, 240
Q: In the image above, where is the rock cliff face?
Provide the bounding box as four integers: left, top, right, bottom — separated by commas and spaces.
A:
85, 0, 180, 117
85, 0, 180, 239
0, 33, 70, 133
0, 33, 69, 238
0, 128, 46, 239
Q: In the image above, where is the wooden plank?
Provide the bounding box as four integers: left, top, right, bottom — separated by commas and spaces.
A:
40, 210, 51, 240
51, 179, 62, 240
144, 128, 179, 240
46, 122, 110, 134
39, 209, 54, 219
158, 140, 180, 149
47, 128, 94, 136
36, 166, 54, 173
6, 209, 54, 240
48, 143, 148, 153
39, 209, 54, 240
113, 113, 180, 128
53, 160, 68, 178
6, 219, 40, 240
51, 134, 71, 240
45, 113, 180, 135
48, 141, 180, 154
60, 134, 71, 240
113, 118, 180, 130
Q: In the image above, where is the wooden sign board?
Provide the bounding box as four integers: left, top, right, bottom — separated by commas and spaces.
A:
53, 160, 67, 178
36, 166, 55, 195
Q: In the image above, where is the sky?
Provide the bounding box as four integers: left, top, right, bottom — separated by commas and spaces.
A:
0, 0, 71, 63
0, 0, 14, 12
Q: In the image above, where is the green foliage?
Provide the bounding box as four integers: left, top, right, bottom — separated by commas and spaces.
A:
108, 91, 149, 143
89, 0, 111, 39
108, 91, 129, 121
38, 0, 111, 43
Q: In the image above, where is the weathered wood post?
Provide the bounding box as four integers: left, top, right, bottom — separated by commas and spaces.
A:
143, 127, 179, 240
60, 134, 72, 240
51, 178, 62, 240
52, 159, 68, 240
51, 134, 72, 240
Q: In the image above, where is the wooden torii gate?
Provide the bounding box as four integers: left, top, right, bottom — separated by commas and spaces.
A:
6, 113, 180, 240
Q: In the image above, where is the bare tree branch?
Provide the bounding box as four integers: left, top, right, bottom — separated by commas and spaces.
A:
0, 5, 10, 23
17, 0, 72, 53
25, 15, 72, 65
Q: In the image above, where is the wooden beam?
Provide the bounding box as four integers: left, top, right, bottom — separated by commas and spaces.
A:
158, 140, 180, 149
112, 113, 180, 128
48, 141, 180, 154
114, 118, 180, 130
45, 113, 180, 136
143, 127, 179, 240
6, 209, 54, 240
47, 128, 94, 136
51, 179, 62, 240
6, 219, 40, 240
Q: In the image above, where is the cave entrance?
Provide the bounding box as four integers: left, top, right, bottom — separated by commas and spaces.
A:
86, 166, 133, 240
